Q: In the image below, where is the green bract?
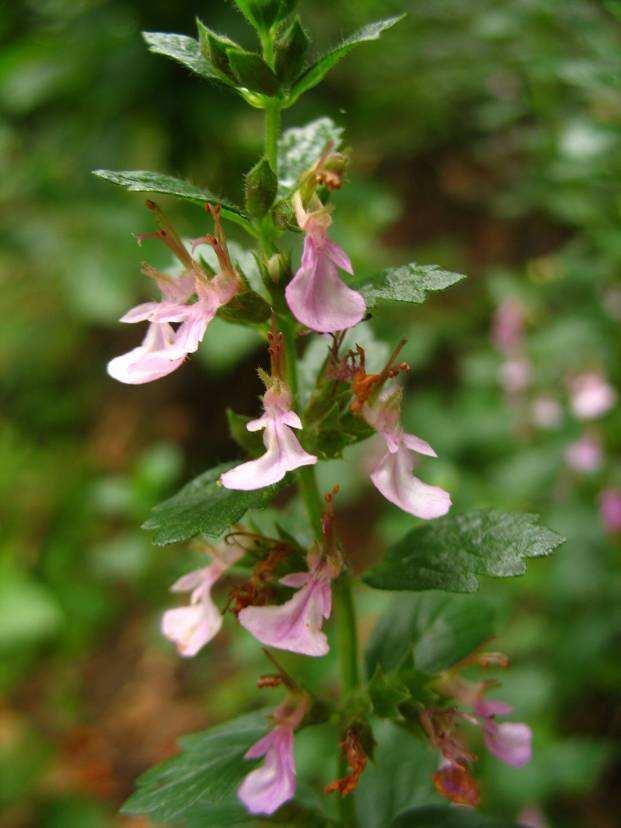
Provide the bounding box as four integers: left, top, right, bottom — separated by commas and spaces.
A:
364, 510, 565, 592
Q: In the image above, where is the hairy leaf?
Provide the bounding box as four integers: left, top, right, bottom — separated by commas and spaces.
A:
121, 711, 267, 822
365, 593, 496, 677
361, 263, 466, 308
142, 462, 281, 545
364, 510, 564, 593
288, 16, 405, 104
392, 806, 520, 828
277, 117, 344, 195
143, 31, 223, 82
92, 170, 248, 227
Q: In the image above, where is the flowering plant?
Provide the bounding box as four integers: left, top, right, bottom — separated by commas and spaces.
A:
95, 3, 565, 825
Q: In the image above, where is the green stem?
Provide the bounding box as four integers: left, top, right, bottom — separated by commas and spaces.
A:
264, 103, 281, 172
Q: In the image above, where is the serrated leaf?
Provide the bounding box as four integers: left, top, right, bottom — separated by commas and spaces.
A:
142, 462, 281, 545
361, 263, 466, 309
121, 711, 267, 822
364, 510, 564, 593
227, 48, 280, 95
244, 157, 278, 217
391, 806, 520, 828
368, 667, 411, 718
365, 593, 496, 677
287, 16, 405, 105
142, 31, 223, 82
277, 117, 344, 196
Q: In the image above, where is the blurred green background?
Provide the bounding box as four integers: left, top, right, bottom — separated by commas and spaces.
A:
2, 1, 621, 826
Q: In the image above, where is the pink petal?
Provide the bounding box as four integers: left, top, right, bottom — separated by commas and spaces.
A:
483, 720, 532, 767
285, 237, 365, 333
161, 602, 222, 657
170, 314, 210, 356
474, 698, 514, 718
107, 323, 185, 384
370, 445, 451, 519
238, 727, 296, 815
170, 566, 213, 594
221, 422, 317, 491
324, 239, 353, 274
402, 432, 438, 457
238, 574, 331, 656
120, 301, 162, 323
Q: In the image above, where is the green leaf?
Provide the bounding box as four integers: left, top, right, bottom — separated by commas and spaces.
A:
142, 462, 281, 545
287, 15, 405, 105
121, 711, 268, 822
364, 510, 565, 593
227, 48, 280, 95
244, 157, 278, 217
91, 170, 249, 229
368, 667, 411, 718
365, 593, 496, 677
354, 722, 437, 828
142, 31, 223, 82
391, 806, 520, 828
361, 263, 466, 309
275, 18, 310, 85
277, 117, 344, 195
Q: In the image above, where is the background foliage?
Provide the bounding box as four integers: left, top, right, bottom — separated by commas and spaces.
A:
1, 0, 620, 825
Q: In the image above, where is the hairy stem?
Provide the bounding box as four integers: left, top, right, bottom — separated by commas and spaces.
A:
264, 103, 281, 172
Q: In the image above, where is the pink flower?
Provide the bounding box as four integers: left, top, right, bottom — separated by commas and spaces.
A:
492, 298, 525, 354
473, 698, 532, 768
161, 541, 243, 657
564, 433, 602, 473
238, 700, 306, 815
363, 388, 451, 520
221, 384, 317, 490
569, 372, 616, 420
499, 357, 532, 394
285, 194, 365, 333
238, 554, 337, 656
531, 396, 562, 430
107, 321, 186, 384
109, 266, 238, 385
600, 488, 621, 533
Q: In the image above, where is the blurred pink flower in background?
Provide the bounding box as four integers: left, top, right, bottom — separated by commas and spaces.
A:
564, 433, 602, 474
531, 396, 562, 430
600, 488, 621, 533
569, 372, 616, 420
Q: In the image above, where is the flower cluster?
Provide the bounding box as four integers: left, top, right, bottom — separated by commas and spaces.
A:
423, 651, 532, 808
